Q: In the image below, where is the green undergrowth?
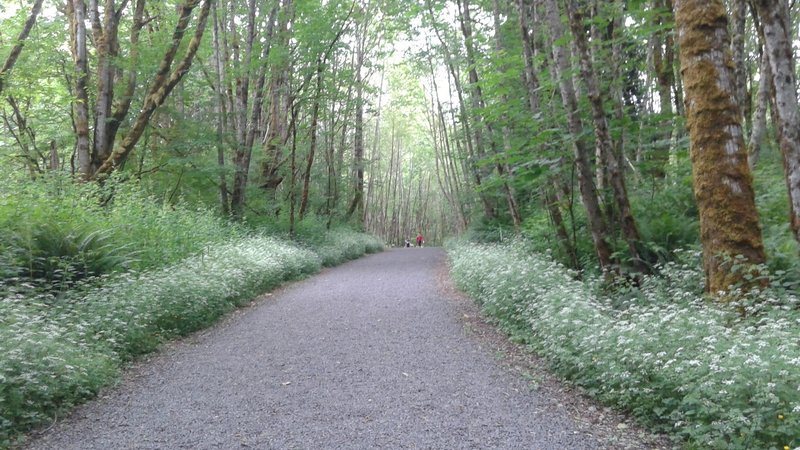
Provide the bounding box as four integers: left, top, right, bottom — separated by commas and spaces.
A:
0, 174, 383, 447
302, 228, 385, 266
0, 174, 241, 292
447, 239, 799, 450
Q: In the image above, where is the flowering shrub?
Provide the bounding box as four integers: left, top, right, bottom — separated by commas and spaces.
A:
311, 229, 384, 267
0, 232, 379, 445
448, 240, 800, 449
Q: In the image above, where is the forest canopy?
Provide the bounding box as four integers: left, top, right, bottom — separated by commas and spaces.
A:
1, 0, 800, 292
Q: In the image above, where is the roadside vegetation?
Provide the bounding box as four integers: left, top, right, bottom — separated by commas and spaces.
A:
448, 239, 799, 450
0, 175, 383, 447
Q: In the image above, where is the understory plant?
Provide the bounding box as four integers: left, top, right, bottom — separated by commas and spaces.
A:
1, 231, 381, 446
448, 239, 800, 450
310, 228, 385, 266
0, 174, 241, 293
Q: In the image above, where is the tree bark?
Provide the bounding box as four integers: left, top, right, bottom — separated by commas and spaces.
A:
93, 0, 212, 178
211, 0, 230, 216
543, 0, 614, 271
566, 0, 646, 273
752, 0, 800, 245
68, 0, 92, 179
674, 0, 767, 294
425, 0, 496, 220
730, 0, 749, 135
229, 0, 258, 219
260, 0, 294, 204
748, 50, 770, 168
346, 10, 367, 221
300, 60, 324, 220
491, 0, 522, 231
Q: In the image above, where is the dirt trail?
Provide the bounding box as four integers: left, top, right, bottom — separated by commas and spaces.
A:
25, 248, 658, 449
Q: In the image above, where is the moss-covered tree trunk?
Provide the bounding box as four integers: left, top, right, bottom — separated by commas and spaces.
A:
674, 0, 767, 294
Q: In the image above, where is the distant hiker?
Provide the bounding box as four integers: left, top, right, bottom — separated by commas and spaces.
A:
416, 233, 424, 248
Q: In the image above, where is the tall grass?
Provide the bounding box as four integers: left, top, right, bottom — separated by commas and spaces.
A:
448, 239, 800, 450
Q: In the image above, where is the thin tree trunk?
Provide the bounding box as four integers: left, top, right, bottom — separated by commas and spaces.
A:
346, 15, 367, 221
425, 0, 495, 220
261, 0, 294, 204
752, 0, 800, 244
491, 0, 522, 231
543, 0, 614, 271
567, 0, 646, 272
289, 106, 298, 236
674, 0, 767, 294
731, 0, 749, 136
211, 0, 230, 215
68, 0, 92, 179
518, 0, 579, 267
748, 50, 770, 168
93, 0, 212, 178
300, 60, 324, 220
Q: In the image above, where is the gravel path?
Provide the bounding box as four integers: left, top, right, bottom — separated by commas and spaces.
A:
25, 248, 648, 449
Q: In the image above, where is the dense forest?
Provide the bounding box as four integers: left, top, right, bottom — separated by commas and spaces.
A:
3, 0, 800, 289
2, 0, 800, 448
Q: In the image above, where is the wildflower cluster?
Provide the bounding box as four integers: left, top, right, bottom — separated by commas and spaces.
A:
1, 231, 381, 445
310, 229, 384, 267
448, 240, 800, 449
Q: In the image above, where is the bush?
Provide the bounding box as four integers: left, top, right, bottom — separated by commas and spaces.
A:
307, 228, 384, 267
0, 235, 320, 445
0, 174, 241, 291
1, 227, 383, 445
448, 239, 800, 449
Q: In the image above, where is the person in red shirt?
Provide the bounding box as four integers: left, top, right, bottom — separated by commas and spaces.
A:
416, 233, 424, 248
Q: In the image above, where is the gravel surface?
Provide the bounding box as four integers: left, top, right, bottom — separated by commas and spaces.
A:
24, 248, 670, 449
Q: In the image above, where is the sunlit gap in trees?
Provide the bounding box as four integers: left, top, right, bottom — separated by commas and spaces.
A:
358, 3, 468, 246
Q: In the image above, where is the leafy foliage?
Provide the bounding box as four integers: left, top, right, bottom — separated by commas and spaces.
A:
0, 174, 241, 292
448, 239, 800, 449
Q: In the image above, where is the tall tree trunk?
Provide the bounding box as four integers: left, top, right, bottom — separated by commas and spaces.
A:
543, 0, 614, 271
211, 0, 230, 216
730, 0, 749, 136
566, 0, 647, 272
300, 60, 324, 220
748, 50, 771, 168
230, 3, 279, 219
425, 0, 496, 220
289, 106, 298, 235
90, 0, 119, 172
0, 0, 45, 95
346, 15, 367, 221
518, 0, 579, 268
68, 0, 92, 180
752, 0, 800, 245
260, 0, 294, 206
229, 0, 257, 218
491, 0, 522, 231
457, 0, 511, 225
651, 0, 675, 176
92, 0, 213, 179
674, 0, 767, 294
